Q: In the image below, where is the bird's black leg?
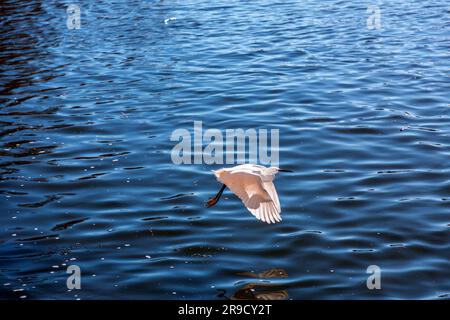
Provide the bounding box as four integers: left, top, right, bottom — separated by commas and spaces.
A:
206, 184, 226, 208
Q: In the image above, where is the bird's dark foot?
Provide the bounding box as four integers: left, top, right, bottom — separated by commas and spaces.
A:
206, 197, 218, 208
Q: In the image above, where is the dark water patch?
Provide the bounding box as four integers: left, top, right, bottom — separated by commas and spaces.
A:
78, 172, 107, 180
0, 190, 28, 195
51, 218, 89, 231
0, 107, 58, 117
334, 197, 367, 208
161, 193, 195, 200
231, 283, 289, 300
304, 117, 336, 123
0, 126, 41, 138
0, 245, 57, 261
405, 126, 440, 133
3, 140, 35, 148
17, 234, 59, 242
186, 216, 203, 221
0, 160, 34, 168
174, 245, 227, 258
73, 151, 130, 160
328, 126, 384, 135
18, 195, 63, 208
3, 145, 57, 157
238, 269, 289, 279
351, 249, 376, 253
389, 243, 406, 248
142, 216, 169, 221
45, 124, 73, 130
377, 170, 411, 174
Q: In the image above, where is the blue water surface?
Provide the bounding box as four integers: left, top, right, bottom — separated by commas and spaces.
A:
0, 0, 449, 299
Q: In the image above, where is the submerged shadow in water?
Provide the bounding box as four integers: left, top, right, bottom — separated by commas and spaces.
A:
218, 268, 289, 300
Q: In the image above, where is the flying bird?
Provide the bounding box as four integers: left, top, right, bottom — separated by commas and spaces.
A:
206, 164, 292, 224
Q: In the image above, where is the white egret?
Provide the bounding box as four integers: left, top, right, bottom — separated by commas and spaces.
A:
206, 164, 292, 224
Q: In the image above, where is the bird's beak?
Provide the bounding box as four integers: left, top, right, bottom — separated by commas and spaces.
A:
278, 169, 293, 172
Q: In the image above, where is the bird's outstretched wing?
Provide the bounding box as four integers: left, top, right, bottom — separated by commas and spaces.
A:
262, 181, 281, 213
249, 201, 281, 224
222, 171, 282, 224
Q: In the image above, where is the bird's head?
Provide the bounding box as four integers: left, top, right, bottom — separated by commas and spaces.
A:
212, 169, 227, 181
269, 167, 294, 174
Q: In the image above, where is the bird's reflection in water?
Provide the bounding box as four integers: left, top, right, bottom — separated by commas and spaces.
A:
218, 269, 289, 300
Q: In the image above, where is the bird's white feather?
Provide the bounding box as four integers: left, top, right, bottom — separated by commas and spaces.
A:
214, 165, 282, 224
263, 181, 281, 212
248, 201, 281, 224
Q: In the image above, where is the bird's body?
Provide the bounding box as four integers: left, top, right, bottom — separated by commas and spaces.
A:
207, 164, 290, 224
